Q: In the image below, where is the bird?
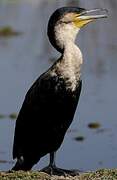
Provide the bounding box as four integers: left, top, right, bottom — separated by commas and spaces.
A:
12, 7, 107, 175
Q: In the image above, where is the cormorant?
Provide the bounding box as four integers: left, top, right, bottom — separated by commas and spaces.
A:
12, 7, 107, 175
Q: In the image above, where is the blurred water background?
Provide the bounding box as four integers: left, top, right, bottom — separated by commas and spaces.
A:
0, 0, 117, 172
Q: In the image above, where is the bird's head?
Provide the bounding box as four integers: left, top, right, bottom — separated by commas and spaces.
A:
48, 7, 108, 52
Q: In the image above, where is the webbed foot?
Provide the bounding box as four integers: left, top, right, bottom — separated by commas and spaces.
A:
40, 165, 80, 176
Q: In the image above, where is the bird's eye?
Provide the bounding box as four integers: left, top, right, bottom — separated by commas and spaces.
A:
60, 20, 72, 24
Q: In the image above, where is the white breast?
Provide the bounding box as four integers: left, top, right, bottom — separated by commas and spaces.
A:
52, 42, 83, 92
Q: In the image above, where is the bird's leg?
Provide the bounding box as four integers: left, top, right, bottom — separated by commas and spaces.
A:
40, 152, 57, 175
40, 152, 80, 176
50, 151, 56, 167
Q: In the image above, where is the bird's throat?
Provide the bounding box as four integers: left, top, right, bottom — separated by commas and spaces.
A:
56, 42, 83, 91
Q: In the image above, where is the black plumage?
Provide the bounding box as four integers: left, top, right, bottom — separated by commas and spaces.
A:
13, 68, 82, 170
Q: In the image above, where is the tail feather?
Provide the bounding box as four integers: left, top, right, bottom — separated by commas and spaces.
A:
12, 157, 33, 171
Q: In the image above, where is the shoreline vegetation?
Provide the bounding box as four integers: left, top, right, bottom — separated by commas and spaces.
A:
0, 169, 117, 180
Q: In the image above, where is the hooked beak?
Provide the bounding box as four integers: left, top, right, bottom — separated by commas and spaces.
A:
74, 8, 108, 28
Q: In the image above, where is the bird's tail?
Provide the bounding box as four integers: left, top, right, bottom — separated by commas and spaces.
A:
11, 157, 33, 171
